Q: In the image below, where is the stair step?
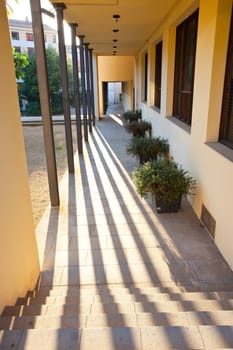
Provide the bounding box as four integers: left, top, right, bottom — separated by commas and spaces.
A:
25, 284, 203, 298
2, 299, 233, 317
27, 283, 233, 298
1, 311, 233, 330
1, 326, 233, 349
16, 291, 233, 306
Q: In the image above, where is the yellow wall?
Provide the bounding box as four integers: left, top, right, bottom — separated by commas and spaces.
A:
135, 0, 233, 269
97, 56, 134, 115
122, 80, 133, 111
0, 2, 40, 312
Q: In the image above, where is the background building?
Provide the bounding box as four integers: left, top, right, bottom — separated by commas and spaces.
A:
9, 18, 57, 56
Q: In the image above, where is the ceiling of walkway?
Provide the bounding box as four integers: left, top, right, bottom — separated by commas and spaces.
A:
50, 0, 178, 56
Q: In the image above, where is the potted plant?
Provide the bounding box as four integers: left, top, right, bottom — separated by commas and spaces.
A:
126, 136, 169, 164
122, 110, 142, 124
133, 159, 196, 213
125, 120, 152, 137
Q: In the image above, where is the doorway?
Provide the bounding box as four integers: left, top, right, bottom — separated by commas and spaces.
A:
102, 82, 122, 114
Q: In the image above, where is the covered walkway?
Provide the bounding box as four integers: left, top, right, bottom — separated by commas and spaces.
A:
36, 115, 233, 291
1, 116, 233, 348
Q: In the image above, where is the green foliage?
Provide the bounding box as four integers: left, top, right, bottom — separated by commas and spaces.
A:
19, 47, 73, 115
19, 54, 40, 115
125, 120, 152, 137
13, 48, 29, 80
123, 110, 142, 124
133, 159, 196, 205
24, 101, 41, 116
126, 136, 169, 164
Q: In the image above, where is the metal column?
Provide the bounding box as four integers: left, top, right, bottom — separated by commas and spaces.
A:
78, 35, 88, 142
84, 43, 92, 133
70, 23, 83, 155
30, 0, 59, 206
89, 48, 96, 127
53, 3, 74, 173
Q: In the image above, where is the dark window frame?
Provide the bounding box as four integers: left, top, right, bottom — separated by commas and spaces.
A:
154, 41, 162, 109
26, 32, 33, 41
14, 46, 21, 53
173, 10, 199, 125
11, 31, 19, 40
27, 47, 35, 58
219, 7, 233, 149
144, 52, 148, 102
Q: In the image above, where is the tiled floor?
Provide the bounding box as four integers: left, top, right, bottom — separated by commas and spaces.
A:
35, 110, 233, 292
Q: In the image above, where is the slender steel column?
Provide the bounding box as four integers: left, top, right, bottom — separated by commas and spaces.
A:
30, 0, 59, 206
89, 48, 96, 127
53, 3, 74, 173
84, 43, 92, 133
70, 23, 83, 155
78, 35, 88, 142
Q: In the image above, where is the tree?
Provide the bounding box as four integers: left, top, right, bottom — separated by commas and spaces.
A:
19, 54, 40, 115
19, 47, 73, 115
12, 48, 29, 80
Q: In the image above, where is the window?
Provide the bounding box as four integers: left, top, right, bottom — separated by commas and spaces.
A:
11, 31, 19, 40
27, 47, 35, 57
26, 32, 33, 41
219, 8, 233, 149
154, 41, 162, 109
144, 52, 148, 101
52, 35, 56, 44
173, 10, 199, 125
14, 47, 21, 53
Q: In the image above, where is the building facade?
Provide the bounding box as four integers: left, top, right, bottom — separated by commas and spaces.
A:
9, 18, 57, 56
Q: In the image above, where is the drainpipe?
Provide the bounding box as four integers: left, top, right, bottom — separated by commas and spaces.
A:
78, 35, 88, 142
89, 48, 96, 127
30, 0, 59, 206
70, 23, 83, 155
84, 43, 92, 133
53, 2, 74, 173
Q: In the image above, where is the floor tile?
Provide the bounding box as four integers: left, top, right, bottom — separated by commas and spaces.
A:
80, 327, 142, 350
199, 325, 233, 348
140, 326, 205, 349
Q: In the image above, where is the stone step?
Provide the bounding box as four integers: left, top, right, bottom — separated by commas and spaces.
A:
1, 310, 233, 330
26, 284, 195, 298
2, 299, 233, 317
16, 291, 233, 306
1, 325, 233, 349
25, 284, 233, 298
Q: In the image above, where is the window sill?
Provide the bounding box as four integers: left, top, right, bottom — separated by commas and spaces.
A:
206, 142, 233, 163
166, 116, 191, 134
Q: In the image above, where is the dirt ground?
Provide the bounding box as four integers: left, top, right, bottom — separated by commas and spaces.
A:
23, 124, 77, 226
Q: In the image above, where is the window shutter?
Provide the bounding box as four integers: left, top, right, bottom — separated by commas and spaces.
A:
154, 41, 162, 109
173, 10, 199, 125
219, 6, 233, 148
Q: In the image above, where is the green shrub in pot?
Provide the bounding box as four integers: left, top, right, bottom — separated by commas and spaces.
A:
126, 136, 169, 164
125, 120, 152, 137
133, 159, 196, 213
122, 110, 142, 124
